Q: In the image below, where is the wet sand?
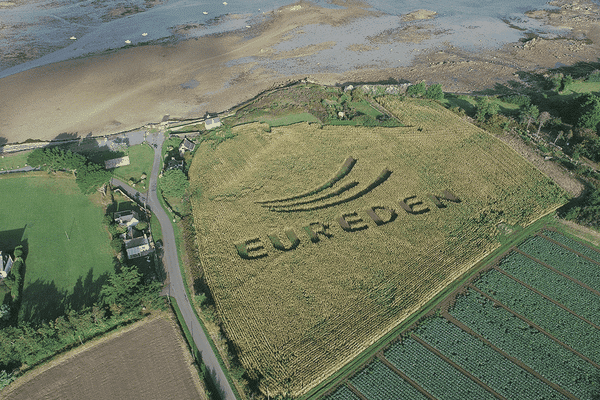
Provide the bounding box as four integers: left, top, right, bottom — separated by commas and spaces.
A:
0, 0, 598, 144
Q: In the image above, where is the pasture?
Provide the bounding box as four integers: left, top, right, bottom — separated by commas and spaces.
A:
111, 143, 154, 190
188, 96, 568, 396
0, 172, 114, 324
2, 315, 208, 400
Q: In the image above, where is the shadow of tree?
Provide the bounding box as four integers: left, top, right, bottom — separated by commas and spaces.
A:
0, 137, 7, 147
53, 132, 79, 141
18, 268, 110, 325
0, 225, 27, 252
46, 132, 126, 166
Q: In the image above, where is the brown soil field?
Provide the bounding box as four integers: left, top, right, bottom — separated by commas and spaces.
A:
0, 0, 599, 144
1, 314, 207, 400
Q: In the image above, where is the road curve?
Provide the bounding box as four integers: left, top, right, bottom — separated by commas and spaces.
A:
113, 131, 237, 400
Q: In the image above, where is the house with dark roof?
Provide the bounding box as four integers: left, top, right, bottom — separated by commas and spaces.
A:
179, 137, 196, 157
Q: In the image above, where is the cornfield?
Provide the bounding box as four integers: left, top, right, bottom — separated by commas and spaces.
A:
188, 98, 568, 396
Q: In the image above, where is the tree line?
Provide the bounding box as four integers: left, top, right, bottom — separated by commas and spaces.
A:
0, 263, 164, 389
27, 147, 111, 193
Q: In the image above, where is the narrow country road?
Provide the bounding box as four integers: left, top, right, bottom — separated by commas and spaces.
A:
112, 131, 237, 400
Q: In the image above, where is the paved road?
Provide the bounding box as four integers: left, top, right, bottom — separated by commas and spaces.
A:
113, 131, 237, 400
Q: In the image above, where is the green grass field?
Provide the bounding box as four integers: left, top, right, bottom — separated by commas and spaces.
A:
0, 172, 114, 324
563, 80, 600, 94
260, 112, 320, 127
0, 151, 31, 172
112, 144, 155, 190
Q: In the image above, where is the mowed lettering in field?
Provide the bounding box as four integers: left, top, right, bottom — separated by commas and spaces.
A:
188, 98, 569, 397
236, 188, 462, 259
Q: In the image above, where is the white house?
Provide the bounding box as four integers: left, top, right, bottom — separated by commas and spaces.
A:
205, 117, 221, 130
0, 251, 13, 278
114, 210, 139, 228
124, 235, 153, 259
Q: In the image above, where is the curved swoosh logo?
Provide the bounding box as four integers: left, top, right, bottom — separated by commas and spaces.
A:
257, 156, 392, 212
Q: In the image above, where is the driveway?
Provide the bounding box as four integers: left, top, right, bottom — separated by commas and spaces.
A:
113, 131, 237, 400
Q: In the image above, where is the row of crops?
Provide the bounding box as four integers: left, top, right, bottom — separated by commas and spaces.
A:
322, 229, 600, 400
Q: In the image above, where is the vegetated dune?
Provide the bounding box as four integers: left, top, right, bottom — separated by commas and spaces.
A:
188, 97, 568, 396
2, 315, 207, 400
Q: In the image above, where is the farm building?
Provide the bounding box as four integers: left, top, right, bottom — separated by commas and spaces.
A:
205, 117, 221, 130
178, 137, 196, 157
104, 156, 130, 169
124, 234, 153, 259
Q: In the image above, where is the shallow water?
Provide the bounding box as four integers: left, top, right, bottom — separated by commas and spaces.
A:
0, 0, 578, 79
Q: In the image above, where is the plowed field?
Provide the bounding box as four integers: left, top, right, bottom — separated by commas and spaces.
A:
189, 96, 568, 396
2, 315, 206, 400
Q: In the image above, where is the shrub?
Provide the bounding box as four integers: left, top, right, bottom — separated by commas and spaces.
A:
135, 221, 148, 231
502, 95, 530, 107
159, 169, 189, 199
110, 238, 123, 252
13, 246, 23, 258
587, 70, 600, 82
406, 82, 426, 97
425, 84, 444, 100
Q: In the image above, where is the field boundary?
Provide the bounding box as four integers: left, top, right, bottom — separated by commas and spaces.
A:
157, 174, 243, 400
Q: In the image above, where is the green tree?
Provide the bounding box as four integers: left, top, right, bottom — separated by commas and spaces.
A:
100, 265, 141, 309
134, 221, 148, 231
475, 97, 500, 122
406, 82, 426, 97
0, 370, 16, 390
581, 136, 600, 162
425, 83, 444, 100
76, 163, 111, 194
549, 73, 563, 91
13, 245, 23, 258
520, 104, 539, 130
0, 304, 10, 321
160, 169, 189, 198
577, 94, 600, 133
561, 74, 573, 91
26, 147, 86, 171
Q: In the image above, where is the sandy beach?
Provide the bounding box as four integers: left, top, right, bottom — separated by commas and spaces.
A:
0, 0, 598, 144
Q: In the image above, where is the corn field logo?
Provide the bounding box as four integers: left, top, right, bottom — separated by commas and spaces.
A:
235, 156, 463, 259
256, 156, 393, 212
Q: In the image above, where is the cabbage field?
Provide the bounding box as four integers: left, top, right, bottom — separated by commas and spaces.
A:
323, 229, 600, 400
